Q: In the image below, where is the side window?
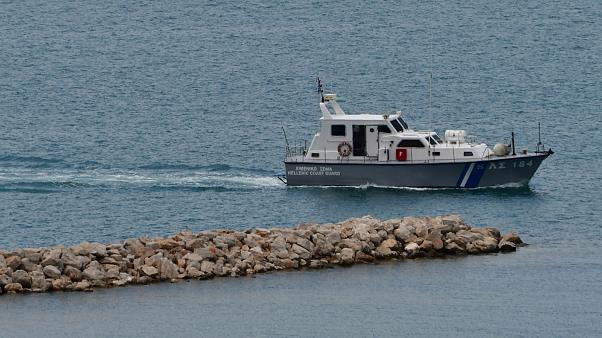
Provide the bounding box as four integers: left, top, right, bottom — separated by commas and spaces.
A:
463, 151, 473, 156
397, 139, 425, 148
377, 125, 391, 133
311, 153, 320, 158
432, 151, 440, 156
331, 125, 346, 136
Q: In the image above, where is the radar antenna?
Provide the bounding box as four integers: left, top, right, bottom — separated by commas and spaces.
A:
317, 76, 325, 103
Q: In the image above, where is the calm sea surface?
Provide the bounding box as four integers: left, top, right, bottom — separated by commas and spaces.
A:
0, 0, 600, 337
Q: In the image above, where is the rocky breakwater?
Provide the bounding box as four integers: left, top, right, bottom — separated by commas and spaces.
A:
0, 215, 523, 295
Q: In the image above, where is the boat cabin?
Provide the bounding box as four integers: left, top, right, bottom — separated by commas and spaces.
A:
303, 94, 491, 163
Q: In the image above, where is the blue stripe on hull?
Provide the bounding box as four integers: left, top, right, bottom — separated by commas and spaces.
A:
464, 162, 487, 188
455, 164, 470, 187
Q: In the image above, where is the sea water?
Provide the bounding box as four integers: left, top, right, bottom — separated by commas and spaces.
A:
0, 0, 600, 337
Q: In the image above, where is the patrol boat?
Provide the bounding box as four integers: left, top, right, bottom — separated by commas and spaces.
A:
281, 81, 553, 188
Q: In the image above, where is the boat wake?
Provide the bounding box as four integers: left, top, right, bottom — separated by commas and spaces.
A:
0, 166, 283, 193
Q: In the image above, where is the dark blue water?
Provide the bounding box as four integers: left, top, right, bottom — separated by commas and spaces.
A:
1, 0, 600, 336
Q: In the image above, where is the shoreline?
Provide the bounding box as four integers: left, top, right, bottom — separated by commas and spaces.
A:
0, 215, 522, 295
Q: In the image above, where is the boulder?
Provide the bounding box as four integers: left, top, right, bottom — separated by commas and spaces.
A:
141, 265, 159, 277
183, 253, 204, 263
325, 231, 341, 245
30, 271, 50, 292
200, 261, 216, 275
338, 238, 363, 252
193, 247, 217, 261
0, 274, 13, 288
269, 236, 289, 259
42, 265, 62, 279
355, 251, 375, 263
19, 258, 39, 272
64, 266, 83, 282
4, 283, 23, 293
425, 231, 444, 250
51, 276, 72, 291
0, 255, 6, 269
471, 228, 501, 240
498, 240, 517, 252
295, 237, 314, 253
445, 242, 465, 254
6, 256, 21, 270
313, 239, 335, 256
159, 258, 179, 280
12, 270, 31, 288
73, 280, 91, 291
404, 243, 420, 257
213, 235, 236, 249
340, 248, 355, 266
82, 266, 106, 282
291, 244, 311, 260
501, 231, 523, 245
61, 251, 85, 270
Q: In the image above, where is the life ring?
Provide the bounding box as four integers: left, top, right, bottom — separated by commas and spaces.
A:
337, 142, 352, 157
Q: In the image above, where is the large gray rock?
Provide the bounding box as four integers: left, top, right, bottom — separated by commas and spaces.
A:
193, 247, 216, 261
0, 255, 6, 269
141, 265, 159, 277
340, 248, 355, 266
291, 244, 312, 260
269, 236, 289, 259
61, 251, 87, 270
213, 235, 236, 249
74, 242, 107, 257
324, 231, 341, 246
295, 237, 314, 253
200, 261, 216, 275
41, 248, 63, 269
6, 256, 21, 270
425, 230, 444, 250
313, 239, 335, 256
64, 266, 82, 282
4, 283, 23, 293
498, 240, 517, 252
338, 238, 363, 252
30, 271, 50, 292
82, 265, 106, 281
404, 242, 420, 257
19, 258, 39, 272
12, 270, 32, 288
159, 258, 179, 280
42, 265, 62, 279
185, 238, 206, 250
0, 274, 13, 288
501, 231, 523, 245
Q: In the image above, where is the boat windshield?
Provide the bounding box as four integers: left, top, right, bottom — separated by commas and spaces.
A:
426, 136, 438, 145
390, 119, 403, 132
432, 134, 443, 143
397, 117, 409, 130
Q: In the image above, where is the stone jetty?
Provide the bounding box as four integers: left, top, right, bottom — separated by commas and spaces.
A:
0, 215, 523, 295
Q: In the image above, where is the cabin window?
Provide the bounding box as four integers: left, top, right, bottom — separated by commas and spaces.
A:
378, 125, 391, 133
397, 139, 425, 148
432, 134, 443, 143
426, 136, 438, 145
311, 153, 320, 158
432, 151, 440, 156
464, 151, 473, 156
390, 119, 403, 132
397, 117, 409, 130
331, 125, 346, 136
